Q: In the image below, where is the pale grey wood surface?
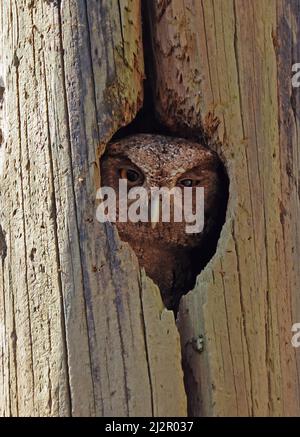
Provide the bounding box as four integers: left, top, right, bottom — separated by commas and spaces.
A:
0, 0, 186, 417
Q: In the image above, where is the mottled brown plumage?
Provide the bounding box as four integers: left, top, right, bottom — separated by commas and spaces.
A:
101, 134, 226, 311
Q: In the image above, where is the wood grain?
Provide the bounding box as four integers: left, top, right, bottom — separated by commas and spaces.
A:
0, 0, 186, 417
149, 0, 300, 416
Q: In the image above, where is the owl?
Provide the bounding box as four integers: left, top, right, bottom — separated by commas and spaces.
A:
101, 134, 227, 311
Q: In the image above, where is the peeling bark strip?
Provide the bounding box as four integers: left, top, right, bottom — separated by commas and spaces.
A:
0, 1, 186, 417
147, 0, 300, 416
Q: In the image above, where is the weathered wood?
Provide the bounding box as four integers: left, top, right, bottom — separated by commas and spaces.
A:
148, 0, 300, 416
0, 0, 186, 417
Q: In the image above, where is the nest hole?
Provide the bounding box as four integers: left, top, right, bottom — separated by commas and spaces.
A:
101, 1, 229, 315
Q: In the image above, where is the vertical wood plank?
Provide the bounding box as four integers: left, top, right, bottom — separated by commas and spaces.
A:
148, 0, 300, 416
0, 0, 187, 417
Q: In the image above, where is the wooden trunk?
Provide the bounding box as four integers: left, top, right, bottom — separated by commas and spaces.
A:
0, 0, 186, 417
0, 0, 300, 417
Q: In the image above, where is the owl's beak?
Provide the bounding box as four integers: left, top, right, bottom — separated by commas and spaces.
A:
150, 196, 160, 229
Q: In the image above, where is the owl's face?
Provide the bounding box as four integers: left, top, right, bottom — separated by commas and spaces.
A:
100, 134, 223, 248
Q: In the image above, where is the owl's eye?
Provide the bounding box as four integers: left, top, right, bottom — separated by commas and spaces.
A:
119, 168, 142, 184
179, 179, 199, 187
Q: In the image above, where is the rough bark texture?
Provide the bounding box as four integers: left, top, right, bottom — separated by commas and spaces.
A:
148, 0, 300, 416
0, 0, 186, 417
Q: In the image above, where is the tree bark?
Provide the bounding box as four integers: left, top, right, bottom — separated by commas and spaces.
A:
0, 0, 186, 417
147, 0, 300, 416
